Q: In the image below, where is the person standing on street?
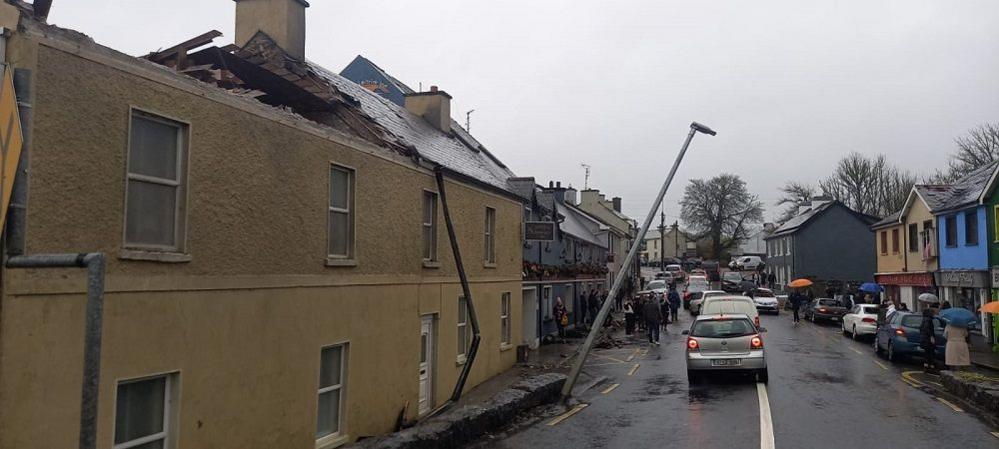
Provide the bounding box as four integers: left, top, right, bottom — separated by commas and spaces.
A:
553, 297, 568, 343
643, 295, 663, 345
791, 290, 803, 324
624, 300, 636, 335
919, 308, 939, 374
587, 289, 599, 327
944, 322, 971, 371
767, 272, 776, 289
668, 286, 681, 324
660, 294, 671, 328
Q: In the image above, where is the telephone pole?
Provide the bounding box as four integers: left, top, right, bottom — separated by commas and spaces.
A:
674, 220, 680, 259
659, 210, 665, 269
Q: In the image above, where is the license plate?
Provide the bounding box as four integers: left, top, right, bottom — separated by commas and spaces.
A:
830, 317, 839, 321
711, 359, 741, 366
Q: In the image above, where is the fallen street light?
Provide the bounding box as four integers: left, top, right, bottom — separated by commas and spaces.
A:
559, 121, 716, 400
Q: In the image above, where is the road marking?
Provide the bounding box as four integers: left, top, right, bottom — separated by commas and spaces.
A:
547, 403, 588, 426
601, 383, 620, 394
628, 363, 640, 376
901, 377, 922, 388
990, 431, 999, 439
849, 347, 863, 355
873, 360, 889, 370
626, 348, 640, 362
901, 371, 926, 387
757, 383, 776, 449
935, 397, 964, 413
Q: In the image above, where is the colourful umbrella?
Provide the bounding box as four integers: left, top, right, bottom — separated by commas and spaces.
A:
938, 307, 978, 329
788, 279, 813, 288
979, 301, 999, 314
859, 282, 883, 293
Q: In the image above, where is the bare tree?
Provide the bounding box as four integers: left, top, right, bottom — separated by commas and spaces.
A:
775, 182, 815, 224
817, 152, 915, 218
681, 174, 764, 259
948, 123, 999, 176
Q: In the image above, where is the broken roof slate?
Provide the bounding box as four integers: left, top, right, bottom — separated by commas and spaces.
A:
935, 160, 999, 213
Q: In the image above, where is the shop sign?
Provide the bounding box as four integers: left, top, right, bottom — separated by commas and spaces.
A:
936, 270, 988, 288
875, 272, 934, 287
524, 221, 555, 241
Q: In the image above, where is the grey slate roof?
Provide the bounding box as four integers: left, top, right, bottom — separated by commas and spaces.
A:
768, 201, 835, 237
870, 209, 903, 230
306, 62, 518, 194
914, 185, 956, 212
935, 160, 999, 213
556, 203, 608, 248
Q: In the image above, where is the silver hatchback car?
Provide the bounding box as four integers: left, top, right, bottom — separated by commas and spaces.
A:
683, 314, 768, 383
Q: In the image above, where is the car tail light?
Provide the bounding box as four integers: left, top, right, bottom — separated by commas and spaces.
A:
687, 337, 699, 351
895, 328, 905, 337
862, 317, 876, 324
819, 308, 828, 313
751, 335, 763, 349
755, 316, 761, 327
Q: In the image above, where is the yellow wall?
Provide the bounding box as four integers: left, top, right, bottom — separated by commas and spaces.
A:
903, 198, 939, 272
0, 34, 523, 449
874, 223, 906, 273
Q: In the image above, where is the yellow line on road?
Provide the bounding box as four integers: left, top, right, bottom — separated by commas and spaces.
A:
547, 403, 588, 426
901, 371, 926, 387
849, 347, 863, 355
589, 353, 628, 364
626, 348, 640, 362
990, 431, 999, 439
901, 377, 921, 388
601, 383, 621, 394
873, 360, 889, 370
936, 397, 964, 413
628, 363, 640, 376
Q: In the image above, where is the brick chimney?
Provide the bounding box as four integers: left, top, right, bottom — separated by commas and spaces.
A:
612, 197, 622, 213
404, 86, 452, 133
235, 0, 309, 61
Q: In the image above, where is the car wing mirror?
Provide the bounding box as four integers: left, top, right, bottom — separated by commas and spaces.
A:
759, 327, 768, 333
681, 330, 689, 335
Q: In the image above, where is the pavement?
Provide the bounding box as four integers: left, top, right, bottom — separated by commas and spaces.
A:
970, 334, 999, 371
470, 307, 999, 449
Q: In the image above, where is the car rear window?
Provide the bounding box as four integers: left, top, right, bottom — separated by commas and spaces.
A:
691, 319, 756, 338
647, 281, 666, 290
689, 292, 704, 300
860, 305, 878, 314
818, 299, 840, 306
900, 315, 945, 329
702, 300, 756, 316
754, 290, 775, 297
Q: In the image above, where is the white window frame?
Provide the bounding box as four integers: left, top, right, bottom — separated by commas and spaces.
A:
422, 191, 439, 264
327, 164, 356, 264
500, 292, 511, 348
112, 372, 177, 449
121, 108, 190, 260
457, 296, 469, 363
484, 207, 497, 265
316, 342, 349, 449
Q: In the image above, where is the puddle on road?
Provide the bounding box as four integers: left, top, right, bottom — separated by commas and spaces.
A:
625, 374, 684, 403
799, 371, 848, 384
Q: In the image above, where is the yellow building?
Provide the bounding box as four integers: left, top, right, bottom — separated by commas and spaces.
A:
875, 186, 945, 310
0, 2, 524, 448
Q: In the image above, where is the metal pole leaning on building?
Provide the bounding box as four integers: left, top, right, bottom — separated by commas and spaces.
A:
560, 121, 716, 400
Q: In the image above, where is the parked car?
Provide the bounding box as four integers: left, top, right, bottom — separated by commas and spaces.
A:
653, 271, 675, 283
700, 295, 761, 328
841, 303, 879, 340
874, 311, 946, 363
803, 298, 848, 323
690, 268, 707, 278
731, 256, 765, 270
683, 314, 768, 383
689, 290, 726, 314
683, 277, 710, 306
721, 271, 745, 293
645, 279, 669, 295
751, 288, 779, 314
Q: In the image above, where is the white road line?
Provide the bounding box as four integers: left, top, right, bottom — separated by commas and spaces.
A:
757, 383, 776, 449
935, 397, 964, 413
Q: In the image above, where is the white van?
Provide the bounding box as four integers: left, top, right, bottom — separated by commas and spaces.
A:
733, 256, 764, 270
700, 295, 761, 328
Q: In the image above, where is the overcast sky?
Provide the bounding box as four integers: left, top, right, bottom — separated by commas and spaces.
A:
48, 1, 999, 223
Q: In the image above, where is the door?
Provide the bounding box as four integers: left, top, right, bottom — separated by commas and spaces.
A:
522, 288, 539, 349
418, 315, 435, 415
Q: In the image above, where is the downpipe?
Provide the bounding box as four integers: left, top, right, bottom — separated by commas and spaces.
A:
6, 253, 106, 449
427, 166, 481, 418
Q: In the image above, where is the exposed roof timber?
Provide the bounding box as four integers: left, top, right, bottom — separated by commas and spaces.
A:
144, 30, 223, 65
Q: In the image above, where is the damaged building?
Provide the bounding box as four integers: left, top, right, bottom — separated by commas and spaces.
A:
0, 0, 527, 448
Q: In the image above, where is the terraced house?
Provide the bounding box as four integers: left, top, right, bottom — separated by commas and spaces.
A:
0, 1, 526, 448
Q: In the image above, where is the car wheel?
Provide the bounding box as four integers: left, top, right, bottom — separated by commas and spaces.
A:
757, 368, 769, 384
874, 337, 883, 355
851, 325, 859, 341
841, 321, 848, 335
887, 340, 898, 362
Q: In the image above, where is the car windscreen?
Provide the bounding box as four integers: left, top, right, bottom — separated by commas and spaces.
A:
818, 299, 840, 306
666, 266, 681, 271
691, 319, 756, 338
723, 273, 742, 281
647, 281, 666, 290
754, 290, 775, 297
859, 305, 879, 314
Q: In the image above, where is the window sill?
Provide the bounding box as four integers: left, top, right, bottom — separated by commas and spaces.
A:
422, 260, 441, 269
120, 249, 191, 263
316, 433, 349, 449
483, 262, 497, 269
325, 258, 357, 267
500, 343, 513, 352
456, 355, 467, 366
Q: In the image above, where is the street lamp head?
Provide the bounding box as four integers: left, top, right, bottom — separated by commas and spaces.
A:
690, 121, 717, 136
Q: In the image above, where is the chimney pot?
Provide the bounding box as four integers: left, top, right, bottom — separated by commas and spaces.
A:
549, 181, 554, 188
556, 181, 561, 188
430, 85, 438, 92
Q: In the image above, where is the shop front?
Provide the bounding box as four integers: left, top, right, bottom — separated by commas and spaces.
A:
936, 270, 990, 337
875, 272, 936, 311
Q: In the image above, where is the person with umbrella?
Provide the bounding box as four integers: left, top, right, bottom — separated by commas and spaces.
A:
939, 307, 975, 370
788, 279, 813, 325
919, 308, 939, 374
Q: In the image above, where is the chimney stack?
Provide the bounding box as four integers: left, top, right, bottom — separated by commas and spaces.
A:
612, 197, 622, 213
564, 187, 577, 205
235, 0, 309, 61
33, 0, 52, 20
404, 86, 452, 133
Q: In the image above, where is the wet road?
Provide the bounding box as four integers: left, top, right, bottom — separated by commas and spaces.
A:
476, 310, 998, 449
